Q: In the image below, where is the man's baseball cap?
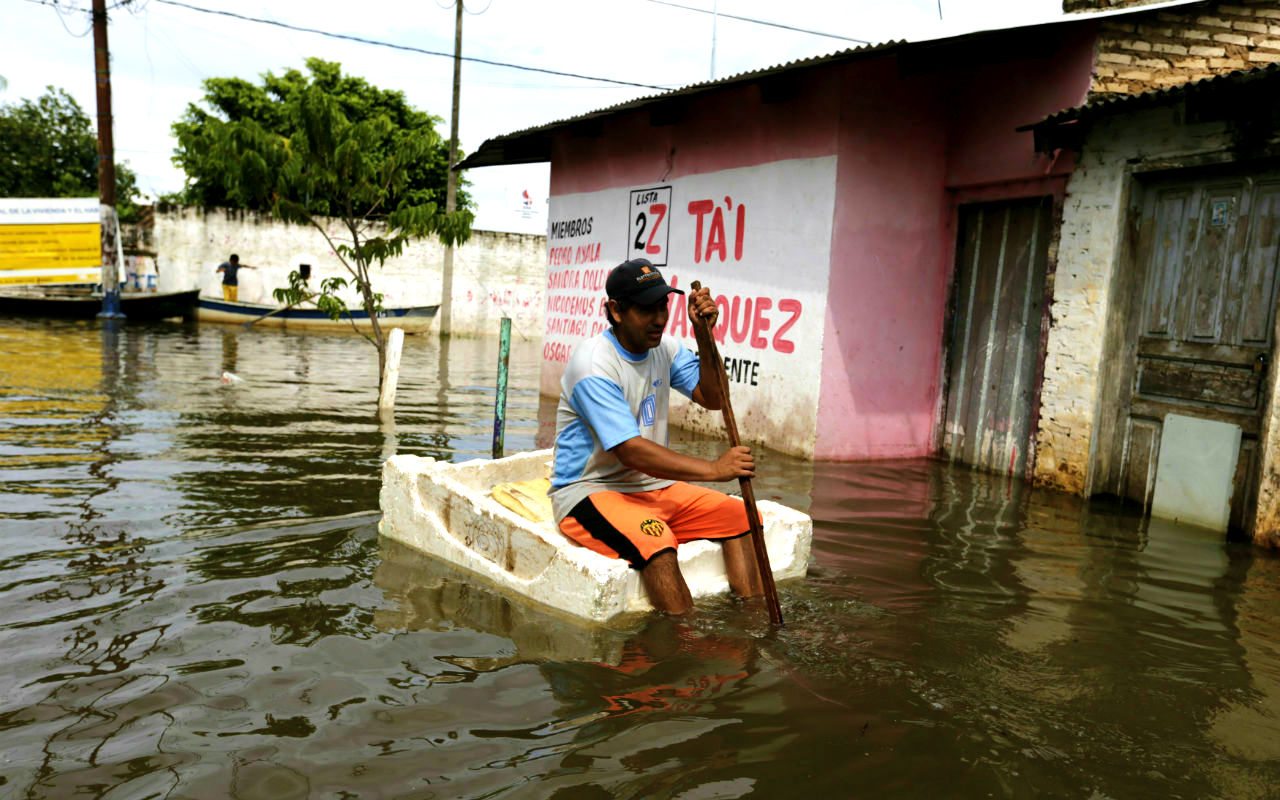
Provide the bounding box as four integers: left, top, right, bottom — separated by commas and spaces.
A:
606, 258, 684, 305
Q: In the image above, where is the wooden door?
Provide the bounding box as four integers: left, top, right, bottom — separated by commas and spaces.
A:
943, 196, 1053, 478
1117, 174, 1280, 533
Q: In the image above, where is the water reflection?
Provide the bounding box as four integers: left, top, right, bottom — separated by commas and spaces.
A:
1209, 554, 1280, 790
0, 317, 1278, 798
373, 537, 799, 799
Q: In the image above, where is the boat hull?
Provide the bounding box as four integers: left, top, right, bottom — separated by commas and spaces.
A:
197, 297, 438, 333
0, 288, 200, 321
378, 450, 813, 623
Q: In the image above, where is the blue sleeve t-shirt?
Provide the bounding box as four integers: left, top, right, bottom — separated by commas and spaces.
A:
549, 328, 701, 522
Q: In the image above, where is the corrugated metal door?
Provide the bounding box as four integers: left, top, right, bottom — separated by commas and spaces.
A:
1116, 175, 1280, 532
943, 196, 1052, 477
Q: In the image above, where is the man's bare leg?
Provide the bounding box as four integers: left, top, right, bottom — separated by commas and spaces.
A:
641, 550, 693, 614
722, 534, 764, 598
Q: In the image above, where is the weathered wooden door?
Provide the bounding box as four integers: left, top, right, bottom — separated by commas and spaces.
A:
943, 196, 1053, 477
1116, 174, 1280, 532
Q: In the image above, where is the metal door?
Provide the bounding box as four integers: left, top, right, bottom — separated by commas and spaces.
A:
1117, 174, 1280, 532
943, 196, 1053, 477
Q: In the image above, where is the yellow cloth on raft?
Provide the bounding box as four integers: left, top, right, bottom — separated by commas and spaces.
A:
491, 478, 553, 523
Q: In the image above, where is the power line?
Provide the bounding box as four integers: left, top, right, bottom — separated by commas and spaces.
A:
148, 0, 671, 91
20, 0, 94, 36
644, 0, 871, 45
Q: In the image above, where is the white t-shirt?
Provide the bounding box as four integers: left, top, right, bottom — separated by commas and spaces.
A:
549, 328, 701, 521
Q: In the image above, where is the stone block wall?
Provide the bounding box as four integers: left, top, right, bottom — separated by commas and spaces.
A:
150, 206, 546, 338
1090, 1, 1280, 95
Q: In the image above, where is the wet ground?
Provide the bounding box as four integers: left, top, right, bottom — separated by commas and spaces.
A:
2, 316, 1279, 799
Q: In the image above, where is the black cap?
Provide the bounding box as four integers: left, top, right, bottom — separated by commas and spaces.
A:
606, 258, 684, 305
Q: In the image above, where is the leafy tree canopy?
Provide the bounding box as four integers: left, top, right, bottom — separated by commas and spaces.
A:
188, 65, 474, 387
0, 86, 142, 222
173, 58, 468, 217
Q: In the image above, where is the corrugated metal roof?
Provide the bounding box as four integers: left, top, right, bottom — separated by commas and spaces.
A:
1020, 61, 1280, 150
1025, 61, 1280, 129
454, 38, 905, 169
456, 0, 1209, 170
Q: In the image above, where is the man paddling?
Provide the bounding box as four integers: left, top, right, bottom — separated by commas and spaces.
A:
549, 258, 763, 614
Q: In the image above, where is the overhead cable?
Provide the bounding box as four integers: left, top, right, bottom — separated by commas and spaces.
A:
644, 0, 871, 44
149, 0, 671, 91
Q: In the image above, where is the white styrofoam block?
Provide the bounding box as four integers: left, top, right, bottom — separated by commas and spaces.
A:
377, 450, 812, 623
1151, 413, 1242, 532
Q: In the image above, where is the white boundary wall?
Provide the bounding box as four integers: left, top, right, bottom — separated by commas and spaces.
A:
151, 206, 546, 338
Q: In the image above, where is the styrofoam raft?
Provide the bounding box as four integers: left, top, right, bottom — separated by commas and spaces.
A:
378, 449, 813, 623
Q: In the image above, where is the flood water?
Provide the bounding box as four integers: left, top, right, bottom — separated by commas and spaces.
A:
2, 316, 1279, 799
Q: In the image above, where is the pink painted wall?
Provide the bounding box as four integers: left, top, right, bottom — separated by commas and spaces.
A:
813, 25, 1097, 460
944, 26, 1096, 190
546, 21, 1100, 461
814, 57, 950, 460
549, 72, 843, 195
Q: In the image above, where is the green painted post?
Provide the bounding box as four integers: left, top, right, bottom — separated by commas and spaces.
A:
492, 317, 512, 459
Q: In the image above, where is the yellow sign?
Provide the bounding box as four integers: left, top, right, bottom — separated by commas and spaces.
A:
0, 198, 102, 286
0, 270, 102, 286
0, 222, 100, 268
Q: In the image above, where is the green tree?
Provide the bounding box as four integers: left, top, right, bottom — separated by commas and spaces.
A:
186, 77, 473, 390
172, 58, 468, 216
0, 86, 142, 221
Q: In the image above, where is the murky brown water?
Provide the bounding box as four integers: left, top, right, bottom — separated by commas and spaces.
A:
2, 316, 1279, 799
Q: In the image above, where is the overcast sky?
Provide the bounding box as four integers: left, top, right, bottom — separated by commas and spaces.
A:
2, 0, 1070, 233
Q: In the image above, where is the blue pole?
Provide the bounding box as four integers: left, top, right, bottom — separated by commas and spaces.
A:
98, 285, 123, 318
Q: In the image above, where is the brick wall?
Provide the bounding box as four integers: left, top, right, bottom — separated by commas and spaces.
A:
151, 207, 547, 338
1092, 1, 1280, 94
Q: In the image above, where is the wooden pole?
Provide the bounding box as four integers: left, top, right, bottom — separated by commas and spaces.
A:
439, 0, 463, 337
492, 317, 512, 459
378, 327, 405, 411
92, 0, 123, 319
690, 281, 783, 625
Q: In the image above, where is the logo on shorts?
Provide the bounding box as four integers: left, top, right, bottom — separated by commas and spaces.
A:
639, 519, 666, 537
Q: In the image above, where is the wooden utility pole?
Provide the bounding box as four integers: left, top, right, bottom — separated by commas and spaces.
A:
439, 0, 463, 337
92, 0, 123, 318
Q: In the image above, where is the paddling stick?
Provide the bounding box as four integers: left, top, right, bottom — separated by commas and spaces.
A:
244, 292, 315, 327
690, 281, 783, 625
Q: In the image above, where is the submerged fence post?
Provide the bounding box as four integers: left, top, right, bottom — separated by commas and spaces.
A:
379, 327, 405, 411
492, 317, 512, 459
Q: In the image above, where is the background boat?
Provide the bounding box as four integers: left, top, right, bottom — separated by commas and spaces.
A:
196, 295, 439, 333
0, 286, 200, 321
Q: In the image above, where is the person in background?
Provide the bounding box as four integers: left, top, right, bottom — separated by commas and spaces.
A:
214, 254, 256, 302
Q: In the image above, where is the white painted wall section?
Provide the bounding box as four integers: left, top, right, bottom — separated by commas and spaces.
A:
150, 207, 547, 338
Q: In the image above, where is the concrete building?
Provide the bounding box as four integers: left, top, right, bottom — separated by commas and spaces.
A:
462, 18, 1105, 467
1026, 61, 1280, 547
461, 0, 1280, 544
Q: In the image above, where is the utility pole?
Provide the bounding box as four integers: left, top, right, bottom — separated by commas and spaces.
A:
710, 0, 718, 80
439, 0, 463, 337
92, 0, 123, 318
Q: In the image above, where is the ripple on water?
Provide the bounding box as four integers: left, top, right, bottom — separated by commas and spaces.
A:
0, 317, 1278, 798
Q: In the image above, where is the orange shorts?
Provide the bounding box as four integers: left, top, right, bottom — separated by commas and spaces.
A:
559, 482, 749, 569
